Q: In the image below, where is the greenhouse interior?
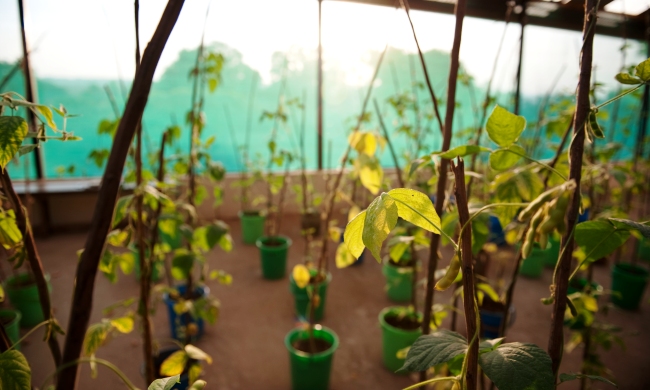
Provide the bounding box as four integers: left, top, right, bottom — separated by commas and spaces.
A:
1, 0, 649, 389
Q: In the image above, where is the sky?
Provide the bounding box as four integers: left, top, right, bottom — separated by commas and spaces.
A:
0, 0, 646, 96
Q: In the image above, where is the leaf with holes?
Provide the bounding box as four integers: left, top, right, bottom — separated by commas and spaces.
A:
486, 105, 527, 148
344, 210, 366, 258
0, 116, 28, 169
399, 330, 468, 372
489, 144, 525, 171
387, 188, 441, 234
479, 342, 554, 390
362, 194, 398, 261
0, 350, 31, 390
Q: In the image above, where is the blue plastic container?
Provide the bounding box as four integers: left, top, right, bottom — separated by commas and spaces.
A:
479, 306, 516, 339
163, 285, 209, 342
487, 215, 506, 246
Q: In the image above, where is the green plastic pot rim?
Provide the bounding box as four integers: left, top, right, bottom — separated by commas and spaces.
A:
284, 325, 339, 359
5, 272, 51, 292
378, 307, 422, 336
238, 210, 266, 219
612, 263, 649, 279
0, 309, 21, 327
256, 236, 292, 250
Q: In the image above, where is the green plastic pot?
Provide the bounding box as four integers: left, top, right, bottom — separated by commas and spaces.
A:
542, 237, 561, 268
289, 271, 331, 322
379, 307, 421, 373
519, 245, 545, 278
611, 263, 649, 310
256, 236, 291, 280
239, 211, 266, 245
5, 273, 51, 328
0, 310, 21, 350
382, 261, 413, 303
285, 326, 339, 390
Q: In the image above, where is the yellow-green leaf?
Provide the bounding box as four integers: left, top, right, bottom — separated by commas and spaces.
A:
0, 210, 22, 249
615, 72, 642, 85
358, 155, 383, 195
189, 380, 207, 390
292, 264, 311, 288
344, 210, 366, 258
35, 105, 56, 129
348, 131, 377, 155
362, 194, 398, 261
184, 344, 212, 364
489, 144, 525, 171
635, 57, 650, 81
83, 322, 112, 356
486, 105, 526, 148
435, 145, 491, 159
188, 364, 202, 386
387, 189, 441, 234
160, 350, 188, 376
335, 242, 356, 269
0, 116, 29, 170
110, 315, 134, 334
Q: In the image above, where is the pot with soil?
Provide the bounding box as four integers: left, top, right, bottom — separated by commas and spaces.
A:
382, 257, 414, 303
163, 285, 209, 342
256, 236, 292, 280
300, 210, 321, 237
479, 296, 516, 339
611, 263, 649, 310
4, 272, 51, 328
289, 271, 331, 322
0, 309, 21, 350
239, 210, 266, 245
285, 325, 339, 390
378, 307, 421, 373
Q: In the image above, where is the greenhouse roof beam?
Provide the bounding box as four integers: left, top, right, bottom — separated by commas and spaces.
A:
330, 0, 647, 40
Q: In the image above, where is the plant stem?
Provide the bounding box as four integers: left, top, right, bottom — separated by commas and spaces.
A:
452, 158, 478, 390
43, 357, 140, 390
548, 0, 596, 377
419, 0, 467, 381
399, 0, 444, 134
0, 170, 61, 366
7, 319, 50, 351
403, 376, 458, 390
57, 3, 185, 388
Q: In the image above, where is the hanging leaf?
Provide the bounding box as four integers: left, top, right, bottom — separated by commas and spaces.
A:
615, 73, 642, 85
184, 344, 212, 364
348, 131, 377, 156
0, 210, 22, 249
110, 315, 134, 334
343, 210, 366, 258
489, 145, 525, 171
479, 342, 555, 390
160, 350, 189, 376
358, 154, 383, 195
399, 330, 468, 372
335, 242, 357, 268
387, 188, 441, 234
0, 116, 29, 170
634, 57, 650, 81
83, 321, 112, 356
362, 194, 398, 261
292, 264, 311, 288
0, 350, 31, 390
486, 105, 527, 148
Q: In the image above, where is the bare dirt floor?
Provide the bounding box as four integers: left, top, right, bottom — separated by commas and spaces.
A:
12, 215, 650, 390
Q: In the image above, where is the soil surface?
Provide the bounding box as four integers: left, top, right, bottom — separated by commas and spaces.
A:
384, 314, 421, 331
10, 215, 650, 389
293, 337, 332, 354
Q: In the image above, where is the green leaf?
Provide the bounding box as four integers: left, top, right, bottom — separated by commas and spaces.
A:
479, 342, 554, 390
185, 344, 212, 364
0, 116, 29, 169
559, 373, 617, 387
35, 105, 56, 129
575, 220, 630, 263
112, 195, 133, 228
343, 210, 367, 258
0, 350, 31, 390
615, 73, 642, 85
387, 188, 441, 234
362, 194, 398, 261
193, 222, 228, 252
609, 218, 650, 238
489, 144, 525, 171
160, 350, 188, 376
486, 105, 527, 148
634, 57, 650, 81
399, 330, 468, 372
0, 210, 22, 249
188, 363, 202, 386
434, 145, 491, 159
148, 375, 180, 390
171, 251, 196, 280
189, 380, 207, 390
18, 144, 37, 156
